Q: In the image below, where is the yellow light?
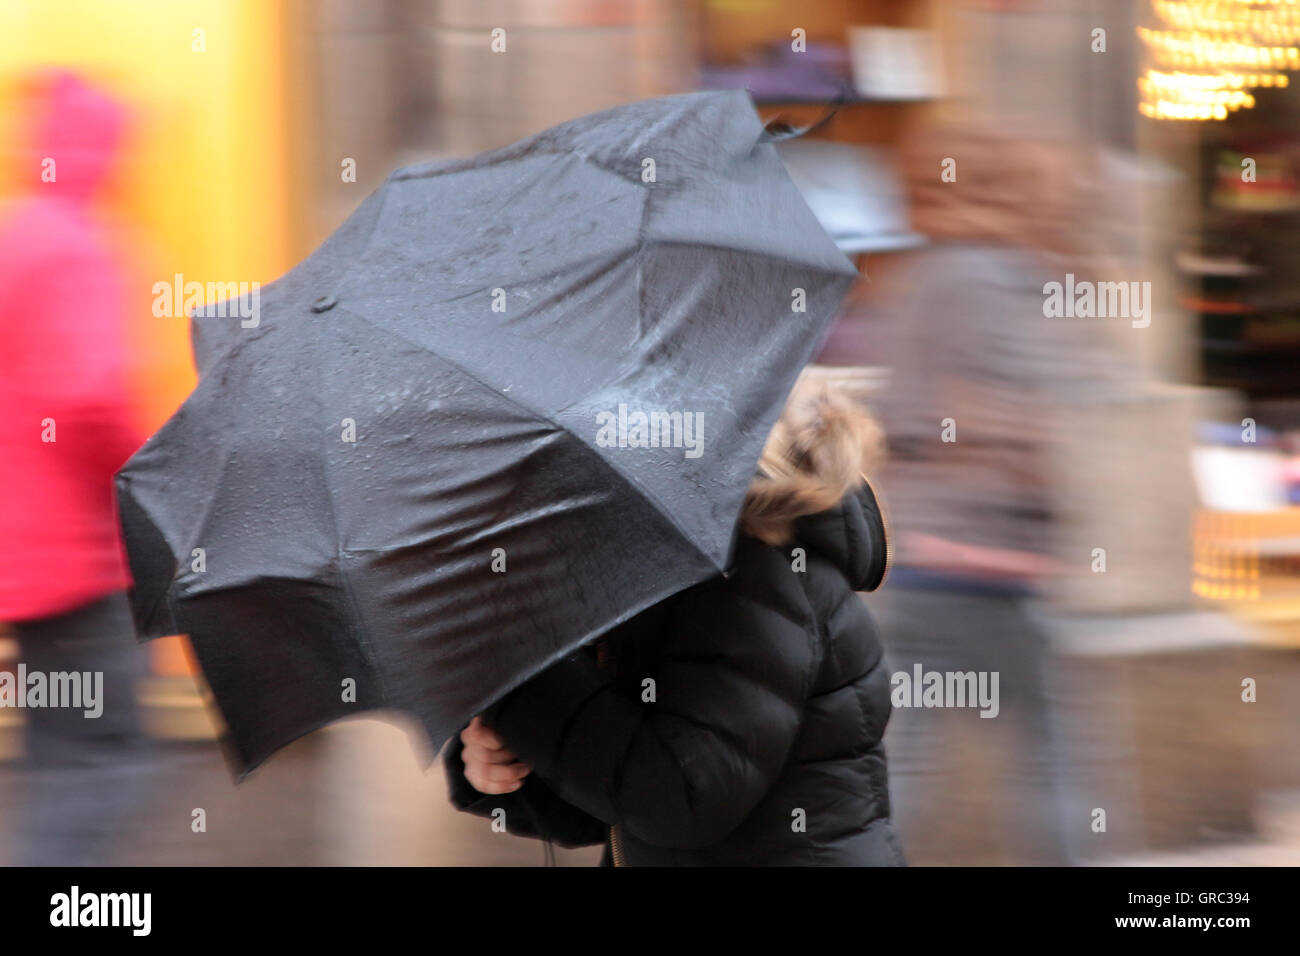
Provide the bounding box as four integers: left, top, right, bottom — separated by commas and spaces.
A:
1139, 1, 1300, 117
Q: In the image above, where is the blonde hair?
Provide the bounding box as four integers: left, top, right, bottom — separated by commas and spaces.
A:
739, 368, 884, 547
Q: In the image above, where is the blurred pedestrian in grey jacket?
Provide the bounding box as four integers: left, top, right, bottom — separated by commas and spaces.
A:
871, 115, 1134, 865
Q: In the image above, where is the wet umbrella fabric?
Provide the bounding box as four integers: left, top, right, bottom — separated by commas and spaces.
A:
115, 90, 856, 776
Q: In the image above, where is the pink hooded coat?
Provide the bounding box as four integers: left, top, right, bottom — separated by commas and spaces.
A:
0, 72, 143, 621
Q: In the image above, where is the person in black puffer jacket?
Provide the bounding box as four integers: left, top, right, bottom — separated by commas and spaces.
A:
443, 371, 905, 866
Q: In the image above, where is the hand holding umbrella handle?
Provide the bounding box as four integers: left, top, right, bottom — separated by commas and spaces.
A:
460, 715, 533, 795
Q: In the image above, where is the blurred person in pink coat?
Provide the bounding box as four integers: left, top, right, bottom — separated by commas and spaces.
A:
0, 70, 151, 865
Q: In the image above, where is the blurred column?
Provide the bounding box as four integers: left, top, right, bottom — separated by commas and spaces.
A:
923, 0, 1242, 859
303, 0, 413, 243
933, 0, 1199, 611
428, 0, 699, 155
302, 1, 698, 242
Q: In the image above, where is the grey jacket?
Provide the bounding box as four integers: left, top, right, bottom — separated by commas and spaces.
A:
874, 242, 1132, 562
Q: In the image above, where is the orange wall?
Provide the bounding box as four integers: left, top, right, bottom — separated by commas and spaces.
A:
0, 0, 298, 673
0, 0, 296, 433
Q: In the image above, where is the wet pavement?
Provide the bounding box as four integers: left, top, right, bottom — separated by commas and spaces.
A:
1, 661, 1297, 866
0, 717, 601, 866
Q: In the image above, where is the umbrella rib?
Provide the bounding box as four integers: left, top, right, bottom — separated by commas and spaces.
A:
331, 304, 727, 574
640, 236, 857, 282
320, 175, 397, 303
309, 311, 400, 715
155, 372, 246, 599
114, 474, 179, 637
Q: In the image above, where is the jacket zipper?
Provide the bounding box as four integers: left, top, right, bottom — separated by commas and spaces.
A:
597, 636, 627, 867
610, 824, 626, 867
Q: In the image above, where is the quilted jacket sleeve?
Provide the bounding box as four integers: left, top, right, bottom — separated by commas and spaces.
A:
483, 563, 820, 850
442, 729, 608, 848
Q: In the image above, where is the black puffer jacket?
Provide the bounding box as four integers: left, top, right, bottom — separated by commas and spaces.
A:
444, 482, 904, 866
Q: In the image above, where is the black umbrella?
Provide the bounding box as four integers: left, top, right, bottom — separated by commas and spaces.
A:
116, 90, 856, 776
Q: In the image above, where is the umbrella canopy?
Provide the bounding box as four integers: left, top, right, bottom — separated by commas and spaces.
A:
116, 90, 856, 776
